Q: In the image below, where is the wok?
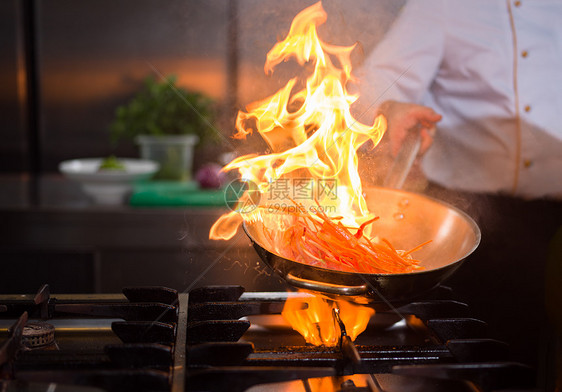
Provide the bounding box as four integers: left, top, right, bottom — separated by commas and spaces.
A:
243, 186, 480, 306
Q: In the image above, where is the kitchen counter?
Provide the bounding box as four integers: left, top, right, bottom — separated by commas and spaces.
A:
0, 174, 286, 294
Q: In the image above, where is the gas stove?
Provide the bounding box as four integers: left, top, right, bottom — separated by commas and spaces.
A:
0, 284, 538, 391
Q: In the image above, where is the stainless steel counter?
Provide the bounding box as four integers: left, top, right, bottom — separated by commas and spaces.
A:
0, 175, 286, 294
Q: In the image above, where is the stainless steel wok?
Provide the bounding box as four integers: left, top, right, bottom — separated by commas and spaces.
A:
243, 186, 481, 306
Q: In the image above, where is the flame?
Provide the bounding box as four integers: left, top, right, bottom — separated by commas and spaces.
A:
209, 2, 385, 346
306, 375, 371, 391
209, 1, 387, 241
282, 293, 374, 347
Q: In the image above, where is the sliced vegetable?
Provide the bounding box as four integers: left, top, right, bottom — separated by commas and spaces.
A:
260, 200, 430, 274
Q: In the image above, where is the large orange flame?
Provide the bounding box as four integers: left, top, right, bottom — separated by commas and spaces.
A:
209, 1, 386, 242
209, 2, 385, 346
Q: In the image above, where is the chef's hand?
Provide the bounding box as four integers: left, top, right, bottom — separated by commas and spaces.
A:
378, 100, 442, 156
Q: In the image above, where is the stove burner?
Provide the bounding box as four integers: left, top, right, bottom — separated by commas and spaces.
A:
0, 284, 540, 392
21, 322, 55, 348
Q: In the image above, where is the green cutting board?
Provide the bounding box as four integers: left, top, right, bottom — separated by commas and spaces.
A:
129, 181, 229, 207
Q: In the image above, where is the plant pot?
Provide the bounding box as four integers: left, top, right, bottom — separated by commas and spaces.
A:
136, 135, 199, 181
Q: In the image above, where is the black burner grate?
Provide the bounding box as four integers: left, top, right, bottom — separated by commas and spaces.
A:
0, 284, 538, 392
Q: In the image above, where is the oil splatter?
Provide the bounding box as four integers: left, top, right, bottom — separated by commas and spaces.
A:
398, 198, 410, 208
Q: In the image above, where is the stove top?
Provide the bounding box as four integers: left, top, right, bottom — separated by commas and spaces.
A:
0, 284, 538, 391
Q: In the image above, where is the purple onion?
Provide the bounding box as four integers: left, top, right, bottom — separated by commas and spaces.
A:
196, 163, 227, 189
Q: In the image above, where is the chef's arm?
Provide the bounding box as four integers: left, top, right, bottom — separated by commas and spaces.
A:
356, 0, 446, 157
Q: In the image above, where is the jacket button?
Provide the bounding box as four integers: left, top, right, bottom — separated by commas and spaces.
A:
514, 0, 521, 6
524, 105, 531, 112
523, 159, 533, 168
521, 50, 529, 58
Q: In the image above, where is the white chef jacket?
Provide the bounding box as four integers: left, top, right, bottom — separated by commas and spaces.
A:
358, 0, 562, 199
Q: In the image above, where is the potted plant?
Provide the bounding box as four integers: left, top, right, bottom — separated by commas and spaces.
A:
110, 75, 217, 181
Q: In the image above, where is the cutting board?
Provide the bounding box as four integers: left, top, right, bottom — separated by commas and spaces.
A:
129, 181, 230, 207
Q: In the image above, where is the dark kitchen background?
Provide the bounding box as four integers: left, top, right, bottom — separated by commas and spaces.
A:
1, 2, 560, 391
0, 0, 403, 294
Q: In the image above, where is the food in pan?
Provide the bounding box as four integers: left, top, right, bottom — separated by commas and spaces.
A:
260, 200, 430, 274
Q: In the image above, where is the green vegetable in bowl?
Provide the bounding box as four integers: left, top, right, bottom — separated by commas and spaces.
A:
99, 155, 126, 171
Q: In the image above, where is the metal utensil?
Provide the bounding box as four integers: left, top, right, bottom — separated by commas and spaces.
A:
384, 125, 422, 189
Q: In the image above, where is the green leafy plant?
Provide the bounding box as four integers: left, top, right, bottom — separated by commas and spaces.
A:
110, 75, 218, 145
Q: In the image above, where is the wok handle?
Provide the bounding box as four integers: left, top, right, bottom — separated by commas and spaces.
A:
383, 125, 422, 189
285, 273, 368, 296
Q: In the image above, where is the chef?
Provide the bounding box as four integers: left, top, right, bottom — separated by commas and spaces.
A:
358, 0, 562, 385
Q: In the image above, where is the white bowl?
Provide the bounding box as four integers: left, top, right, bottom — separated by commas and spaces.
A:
59, 158, 159, 205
